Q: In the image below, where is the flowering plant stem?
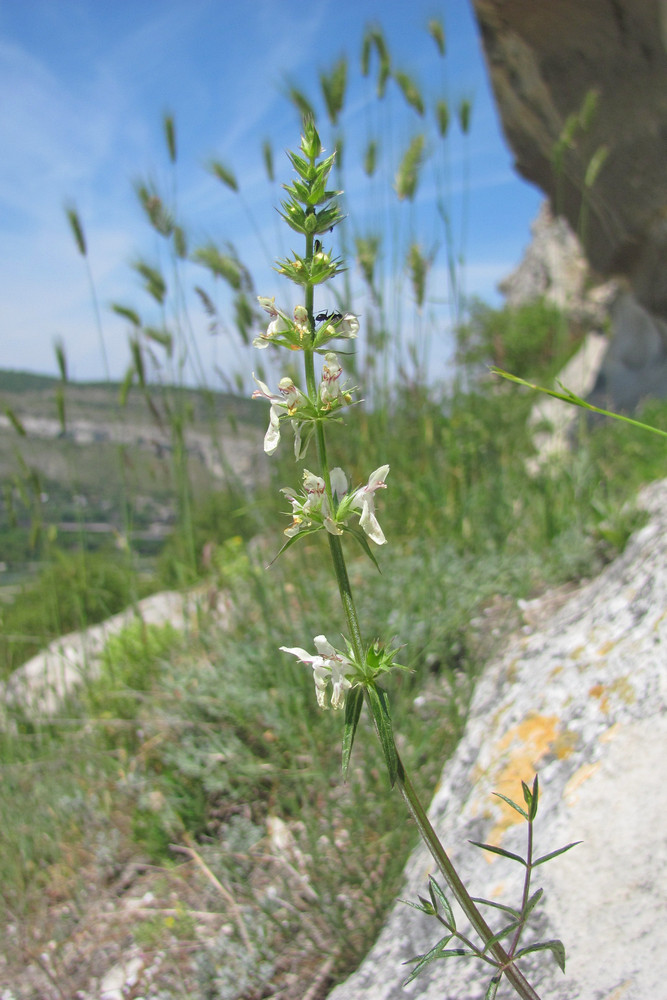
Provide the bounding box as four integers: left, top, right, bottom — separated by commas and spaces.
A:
311, 323, 539, 1000
257, 121, 541, 1000
319, 444, 538, 998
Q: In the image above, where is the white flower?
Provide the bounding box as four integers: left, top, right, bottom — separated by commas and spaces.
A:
280, 635, 353, 709
329, 465, 389, 544
280, 465, 389, 543
337, 313, 359, 339
349, 465, 389, 545
253, 297, 291, 349
319, 352, 345, 408
280, 470, 341, 537
252, 373, 305, 455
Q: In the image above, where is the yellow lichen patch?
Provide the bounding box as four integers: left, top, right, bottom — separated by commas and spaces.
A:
609, 676, 635, 706
589, 677, 635, 715
589, 682, 610, 713
552, 729, 578, 759
596, 639, 617, 656
484, 714, 564, 848
564, 761, 601, 806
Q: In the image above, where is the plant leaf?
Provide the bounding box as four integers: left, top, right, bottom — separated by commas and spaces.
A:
402, 936, 463, 986
485, 974, 502, 1000
341, 686, 363, 780
533, 841, 582, 867
469, 841, 527, 866
523, 775, 539, 820
493, 791, 528, 821
491, 368, 667, 439
267, 526, 323, 566
472, 897, 521, 919
523, 887, 544, 919
343, 523, 381, 571
366, 683, 398, 786
428, 876, 456, 929
515, 938, 567, 973
482, 920, 521, 953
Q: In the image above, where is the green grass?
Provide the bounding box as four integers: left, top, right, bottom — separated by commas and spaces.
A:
2, 373, 666, 996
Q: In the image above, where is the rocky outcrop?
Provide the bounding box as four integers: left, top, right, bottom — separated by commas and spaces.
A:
471, 0, 667, 319
327, 477, 667, 999
473, 0, 667, 409
500, 201, 616, 326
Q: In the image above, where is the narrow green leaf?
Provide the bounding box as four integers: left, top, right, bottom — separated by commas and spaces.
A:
472, 897, 521, 919
342, 523, 382, 572
402, 935, 454, 986
399, 897, 435, 914
482, 920, 521, 953
523, 887, 544, 919
267, 525, 323, 567
515, 938, 566, 973
531, 775, 540, 817
366, 683, 398, 786
533, 841, 582, 867
342, 686, 363, 780
485, 974, 502, 1000
469, 841, 527, 866
493, 791, 528, 821
491, 368, 667, 439
428, 876, 455, 929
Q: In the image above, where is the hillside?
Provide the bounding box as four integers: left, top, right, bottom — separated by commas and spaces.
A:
0, 371, 265, 572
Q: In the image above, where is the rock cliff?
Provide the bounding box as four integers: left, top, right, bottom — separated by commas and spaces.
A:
471, 0, 667, 319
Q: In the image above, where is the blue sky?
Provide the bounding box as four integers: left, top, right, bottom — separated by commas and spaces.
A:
0, 0, 543, 386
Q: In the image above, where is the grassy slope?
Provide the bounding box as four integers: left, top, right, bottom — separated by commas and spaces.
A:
2, 367, 667, 997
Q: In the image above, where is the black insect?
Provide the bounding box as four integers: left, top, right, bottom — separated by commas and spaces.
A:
315, 310, 343, 324
314, 239, 322, 253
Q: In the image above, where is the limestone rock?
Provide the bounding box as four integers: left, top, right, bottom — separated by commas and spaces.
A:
528, 330, 608, 468
500, 201, 617, 328
327, 477, 667, 999
589, 291, 667, 410
501, 202, 589, 318
471, 0, 667, 320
